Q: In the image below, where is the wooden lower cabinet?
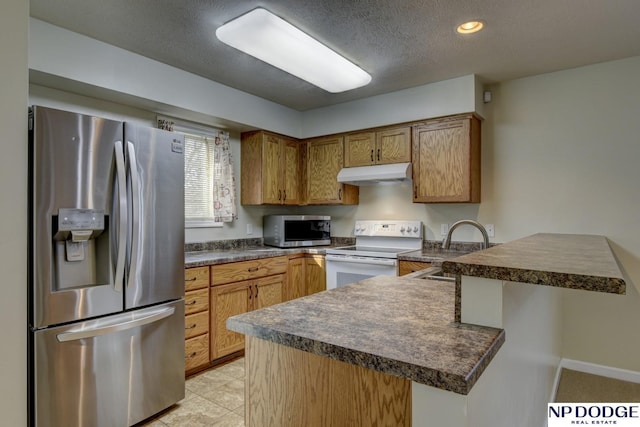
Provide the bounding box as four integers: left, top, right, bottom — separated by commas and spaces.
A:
210, 273, 285, 360
399, 260, 432, 276
305, 255, 326, 295
185, 333, 209, 373
286, 254, 326, 302
184, 266, 210, 374
285, 255, 306, 302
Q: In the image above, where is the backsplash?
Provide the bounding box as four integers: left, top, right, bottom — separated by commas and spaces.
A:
185, 238, 264, 252
423, 240, 496, 252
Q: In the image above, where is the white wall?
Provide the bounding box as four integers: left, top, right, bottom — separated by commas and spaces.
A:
1, 0, 28, 425
301, 74, 477, 137
485, 56, 640, 371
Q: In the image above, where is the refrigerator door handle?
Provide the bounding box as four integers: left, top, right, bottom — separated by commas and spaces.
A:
126, 141, 141, 289
114, 141, 127, 293
56, 307, 175, 342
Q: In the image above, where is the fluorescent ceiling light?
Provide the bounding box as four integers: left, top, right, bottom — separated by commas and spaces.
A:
216, 8, 372, 93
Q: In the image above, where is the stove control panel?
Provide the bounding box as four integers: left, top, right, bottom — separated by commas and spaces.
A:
354, 220, 423, 237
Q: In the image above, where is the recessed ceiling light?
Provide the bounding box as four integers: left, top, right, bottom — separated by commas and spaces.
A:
456, 20, 485, 34
216, 8, 372, 93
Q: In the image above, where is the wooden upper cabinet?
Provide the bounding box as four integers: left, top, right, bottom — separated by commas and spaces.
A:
241, 130, 302, 205
344, 126, 411, 167
305, 135, 358, 205
412, 114, 481, 203
344, 132, 376, 167
377, 127, 412, 164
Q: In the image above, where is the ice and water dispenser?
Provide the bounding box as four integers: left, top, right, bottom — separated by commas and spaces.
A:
52, 208, 111, 289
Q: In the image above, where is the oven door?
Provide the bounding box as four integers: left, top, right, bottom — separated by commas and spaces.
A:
325, 254, 398, 290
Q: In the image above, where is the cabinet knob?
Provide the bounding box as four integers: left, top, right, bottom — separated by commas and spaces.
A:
278, 190, 282, 201
185, 277, 197, 282
370, 149, 374, 162
186, 300, 197, 305
186, 324, 196, 330
338, 189, 342, 200
248, 267, 259, 272
283, 190, 286, 202
377, 149, 380, 161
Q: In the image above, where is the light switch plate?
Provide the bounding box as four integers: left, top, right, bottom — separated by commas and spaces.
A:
246, 223, 253, 235
440, 223, 449, 237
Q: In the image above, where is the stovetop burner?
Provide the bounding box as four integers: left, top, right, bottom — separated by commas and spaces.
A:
325, 220, 423, 259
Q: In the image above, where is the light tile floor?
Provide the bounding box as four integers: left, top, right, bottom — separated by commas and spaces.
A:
140, 358, 245, 427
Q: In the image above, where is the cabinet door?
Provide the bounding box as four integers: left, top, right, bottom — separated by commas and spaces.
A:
262, 133, 282, 204
210, 281, 251, 360
344, 132, 375, 167
283, 139, 302, 205
306, 137, 358, 205
376, 127, 411, 164
305, 255, 326, 295
412, 115, 480, 203
285, 256, 306, 302
254, 274, 284, 310
306, 136, 344, 204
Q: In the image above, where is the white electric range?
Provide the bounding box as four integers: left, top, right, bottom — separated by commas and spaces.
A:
325, 220, 423, 289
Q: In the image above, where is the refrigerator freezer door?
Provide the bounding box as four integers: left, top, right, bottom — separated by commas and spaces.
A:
32, 300, 185, 427
124, 124, 185, 309
30, 106, 125, 328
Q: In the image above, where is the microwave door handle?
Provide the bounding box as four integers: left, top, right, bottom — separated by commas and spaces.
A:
113, 141, 127, 293
325, 255, 397, 267
126, 142, 141, 289
56, 307, 175, 342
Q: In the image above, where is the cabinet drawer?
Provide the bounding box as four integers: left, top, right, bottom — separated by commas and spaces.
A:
184, 310, 209, 339
399, 261, 432, 276
185, 266, 210, 291
185, 333, 209, 372
211, 256, 288, 286
185, 288, 209, 315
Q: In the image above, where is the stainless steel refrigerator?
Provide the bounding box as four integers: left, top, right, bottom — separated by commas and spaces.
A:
28, 106, 186, 427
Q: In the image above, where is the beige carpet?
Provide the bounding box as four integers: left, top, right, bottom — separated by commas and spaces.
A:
555, 368, 640, 402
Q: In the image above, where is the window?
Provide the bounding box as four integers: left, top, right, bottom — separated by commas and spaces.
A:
159, 116, 237, 228
183, 133, 220, 227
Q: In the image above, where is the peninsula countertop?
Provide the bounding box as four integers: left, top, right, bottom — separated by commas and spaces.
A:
442, 233, 626, 294
227, 276, 505, 395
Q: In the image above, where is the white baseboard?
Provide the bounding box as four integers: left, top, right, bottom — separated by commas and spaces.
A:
551, 358, 640, 401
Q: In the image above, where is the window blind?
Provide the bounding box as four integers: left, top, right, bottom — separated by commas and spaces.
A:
184, 133, 215, 223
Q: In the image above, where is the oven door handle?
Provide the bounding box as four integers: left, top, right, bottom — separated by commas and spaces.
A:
325, 255, 397, 267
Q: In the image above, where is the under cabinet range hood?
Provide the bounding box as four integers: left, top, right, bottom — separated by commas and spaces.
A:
336, 162, 412, 186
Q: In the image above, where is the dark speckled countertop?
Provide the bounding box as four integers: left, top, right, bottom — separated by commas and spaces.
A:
185, 245, 469, 268
227, 276, 504, 395
442, 233, 626, 294
185, 246, 329, 267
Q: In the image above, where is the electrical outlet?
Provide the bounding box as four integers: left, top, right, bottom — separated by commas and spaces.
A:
486, 224, 494, 238
440, 223, 449, 237
246, 223, 253, 235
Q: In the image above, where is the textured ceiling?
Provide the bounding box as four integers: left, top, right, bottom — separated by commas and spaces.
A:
30, 0, 640, 111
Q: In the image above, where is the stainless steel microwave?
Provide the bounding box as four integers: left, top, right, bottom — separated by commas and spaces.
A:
263, 215, 331, 248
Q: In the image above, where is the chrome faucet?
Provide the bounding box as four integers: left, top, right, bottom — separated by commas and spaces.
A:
441, 220, 490, 250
